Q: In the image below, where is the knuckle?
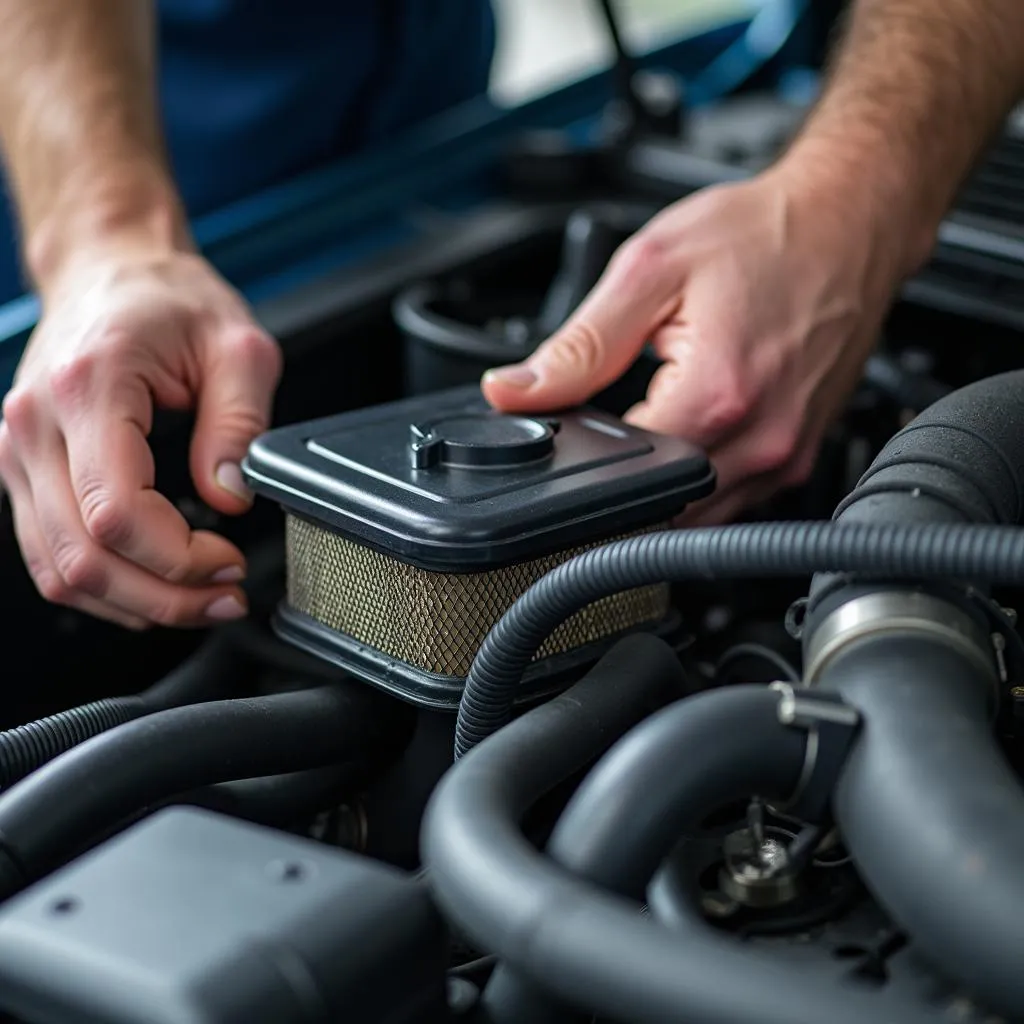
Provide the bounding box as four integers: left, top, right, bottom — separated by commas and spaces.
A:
87, 326, 135, 359
700, 378, 756, 437
225, 328, 282, 377
750, 425, 802, 476
611, 234, 667, 286
1, 388, 37, 438
81, 490, 134, 549
49, 353, 101, 406
147, 596, 189, 628
544, 321, 605, 376
32, 566, 72, 605
54, 542, 107, 597
218, 405, 269, 442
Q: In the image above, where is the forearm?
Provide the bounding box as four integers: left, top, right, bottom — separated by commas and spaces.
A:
0, 1, 188, 294
782, 0, 1024, 274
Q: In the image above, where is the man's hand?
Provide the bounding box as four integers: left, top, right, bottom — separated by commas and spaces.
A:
0, 248, 281, 628
485, 0, 1024, 524
483, 165, 903, 523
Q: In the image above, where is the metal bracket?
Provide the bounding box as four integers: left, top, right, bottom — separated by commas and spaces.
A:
770, 682, 861, 823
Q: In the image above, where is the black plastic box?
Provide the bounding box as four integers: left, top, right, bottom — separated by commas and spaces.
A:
0, 807, 448, 1024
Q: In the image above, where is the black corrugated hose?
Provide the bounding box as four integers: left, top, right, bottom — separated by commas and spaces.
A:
0, 633, 242, 789
454, 518, 1024, 757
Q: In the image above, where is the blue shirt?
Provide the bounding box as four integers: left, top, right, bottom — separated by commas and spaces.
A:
0, 0, 496, 303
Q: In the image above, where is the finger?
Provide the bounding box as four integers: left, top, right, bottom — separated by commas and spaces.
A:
624, 356, 754, 452
57, 372, 245, 585
622, 273, 758, 444
189, 324, 282, 515
30, 444, 248, 627
2, 457, 150, 630
482, 235, 682, 411
677, 429, 821, 527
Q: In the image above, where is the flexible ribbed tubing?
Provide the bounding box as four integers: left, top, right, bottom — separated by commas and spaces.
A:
0, 635, 240, 788
455, 520, 1024, 757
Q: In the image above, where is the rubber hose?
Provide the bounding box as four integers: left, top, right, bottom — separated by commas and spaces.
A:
0, 681, 397, 898
818, 631, 1024, 1016
797, 369, 1024, 1016
481, 685, 806, 1024
454, 517, 1024, 757
0, 633, 241, 789
181, 765, 361, 828
426, 684, 938, 1024
181, 702, 417, 827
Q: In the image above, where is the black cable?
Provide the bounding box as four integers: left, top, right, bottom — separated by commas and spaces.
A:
0, 681, 400, 898
714, 642, 800, 684
454, 518, 1024, 757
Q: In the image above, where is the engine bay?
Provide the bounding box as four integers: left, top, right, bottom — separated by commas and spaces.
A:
2, 67, 1024, 1022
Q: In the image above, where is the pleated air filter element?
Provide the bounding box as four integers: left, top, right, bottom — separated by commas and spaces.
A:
242, 386, 714, 710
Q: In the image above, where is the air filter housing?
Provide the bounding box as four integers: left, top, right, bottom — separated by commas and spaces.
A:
243, 385, 714, 709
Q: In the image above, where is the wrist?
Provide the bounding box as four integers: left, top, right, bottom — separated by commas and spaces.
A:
26, 163, 193, 298
775, 130, 946, 283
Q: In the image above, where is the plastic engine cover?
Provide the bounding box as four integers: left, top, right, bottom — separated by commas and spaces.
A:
0, 807, 448, 1024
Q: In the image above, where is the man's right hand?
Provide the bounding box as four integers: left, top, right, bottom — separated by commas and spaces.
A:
0, 248, 282, 629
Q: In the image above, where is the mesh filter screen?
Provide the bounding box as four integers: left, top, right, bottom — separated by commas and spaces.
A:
285, 515, 670, 678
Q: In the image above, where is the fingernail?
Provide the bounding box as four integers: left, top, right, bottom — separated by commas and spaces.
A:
215, 462, 252, 502
205, 595, 247, 621
484, 365, 538, 389
211, 564, 245, 583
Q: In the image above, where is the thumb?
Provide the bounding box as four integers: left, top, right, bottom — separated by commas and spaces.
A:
189, 325, 283, 515
482, 240, 680, 412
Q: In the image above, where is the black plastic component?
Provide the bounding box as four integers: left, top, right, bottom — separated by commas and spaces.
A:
242, 384, 714, 572
0, 807, 447, 1024
408, 413, 557, 470
535, 206, 645, 336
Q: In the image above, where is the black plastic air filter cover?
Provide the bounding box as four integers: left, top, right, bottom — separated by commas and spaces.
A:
242, 384, 714, 571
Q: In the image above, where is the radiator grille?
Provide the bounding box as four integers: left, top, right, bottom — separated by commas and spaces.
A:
285, 516, 670, 678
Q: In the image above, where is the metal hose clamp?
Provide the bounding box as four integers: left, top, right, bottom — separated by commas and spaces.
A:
803, 591, 997, 689
770, 682, 860, 822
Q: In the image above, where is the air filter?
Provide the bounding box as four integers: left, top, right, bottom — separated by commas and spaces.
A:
243, 385, 714, 709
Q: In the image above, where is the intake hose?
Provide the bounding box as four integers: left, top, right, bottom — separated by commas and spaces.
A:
0, 681, 401, 899
800, 370, 1024, 1017
427, 675, 938, 1024
454, 516, 1024, 758
480, 685, 808, 1024
0, 633, 243, 789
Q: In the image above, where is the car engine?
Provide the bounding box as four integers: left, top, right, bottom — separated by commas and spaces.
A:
2, 43, 1024, 1023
